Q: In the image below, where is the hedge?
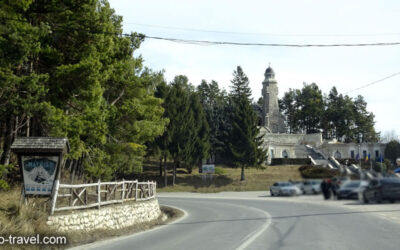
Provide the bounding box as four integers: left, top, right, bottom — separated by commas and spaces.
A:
299, 165, 339, 179
271, 158, 311, 165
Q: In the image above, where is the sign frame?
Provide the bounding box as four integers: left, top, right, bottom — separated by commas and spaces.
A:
17, 152, 63, 196
11, 137, 69, 198
201, 164, 215, 174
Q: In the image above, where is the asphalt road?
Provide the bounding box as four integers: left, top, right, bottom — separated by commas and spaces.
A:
82, 194, 400, 250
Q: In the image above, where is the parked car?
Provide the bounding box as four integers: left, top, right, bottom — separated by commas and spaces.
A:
337, 180, 369, 200
363, 178, 400, 203
302, 180, 322, 194
270, 182, 302, 196
332, 176, 351, 188
290, 180, 305, 193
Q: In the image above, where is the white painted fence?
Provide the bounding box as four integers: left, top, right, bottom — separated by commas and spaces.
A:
50, 180, 156, 215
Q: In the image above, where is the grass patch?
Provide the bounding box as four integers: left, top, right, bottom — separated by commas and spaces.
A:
140, 163, 304, 192
0, 188, 57, 249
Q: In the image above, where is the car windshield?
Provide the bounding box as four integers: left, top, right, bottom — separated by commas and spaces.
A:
342, 181, 360, 188
281, 183, 293, 187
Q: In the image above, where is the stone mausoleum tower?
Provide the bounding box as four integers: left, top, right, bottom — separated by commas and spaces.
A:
261, 66, 286, 133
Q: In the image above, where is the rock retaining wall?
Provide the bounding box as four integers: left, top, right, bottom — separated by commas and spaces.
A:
47, 199, 161, 232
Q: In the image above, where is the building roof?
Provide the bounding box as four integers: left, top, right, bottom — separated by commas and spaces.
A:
11, 137, 70, 153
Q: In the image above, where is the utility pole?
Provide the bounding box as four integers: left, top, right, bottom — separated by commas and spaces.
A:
359, 144, 362, 180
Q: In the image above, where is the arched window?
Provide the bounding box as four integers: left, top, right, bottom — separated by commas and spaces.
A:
282, 150, 289, 158
334, 150, 341, 159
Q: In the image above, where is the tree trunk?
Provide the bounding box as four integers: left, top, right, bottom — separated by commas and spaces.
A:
159, 156, 163, 177
70, 159, 78, 184
0, 116, 15, 165
240, 166, 245, 181
163, 154, 167, 187
26, 116, 30, 137
172, 159, 177, 186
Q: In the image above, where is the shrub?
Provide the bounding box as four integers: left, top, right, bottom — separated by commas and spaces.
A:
271, 158, 311, 165
0, 164, 13, 191
214, 167, 227, 175
299, 165, 339, 179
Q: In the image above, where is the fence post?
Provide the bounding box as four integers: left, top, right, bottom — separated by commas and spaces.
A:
97, 179, 101, 209
147, 180, 150, 198
50, 179, 60, 215
135, 180, 138, 201
121, 179, 125, 203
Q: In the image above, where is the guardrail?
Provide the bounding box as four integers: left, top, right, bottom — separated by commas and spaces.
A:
328, 157, 341, 169
308, 155, 317, 165
50, 179, 156, 215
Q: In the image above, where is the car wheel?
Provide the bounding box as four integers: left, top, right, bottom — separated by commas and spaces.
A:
312, 189, 317, 194
337, 196, 341, 200
390, 199, 395, 203
271, 191, 275, 197
279, 191, 283, 196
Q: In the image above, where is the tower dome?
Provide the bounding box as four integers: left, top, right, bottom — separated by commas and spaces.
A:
264, 66, 275, 78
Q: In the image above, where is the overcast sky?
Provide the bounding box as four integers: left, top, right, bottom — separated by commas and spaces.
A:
108, 0, 400, 137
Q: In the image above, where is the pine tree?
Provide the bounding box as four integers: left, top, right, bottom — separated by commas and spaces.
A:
163, 76, 192, 185
197, 80, 227, 163
187, 91, 210, 173
228, 66, 266, 181
0, 0, 168, 181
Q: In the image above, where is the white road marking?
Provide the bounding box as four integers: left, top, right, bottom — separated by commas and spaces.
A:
235, 206, 272, 250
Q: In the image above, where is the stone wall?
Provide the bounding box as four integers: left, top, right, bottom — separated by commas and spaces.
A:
262, 133, 322, 146
318, 142, 386, 160
47, 199, 161, 232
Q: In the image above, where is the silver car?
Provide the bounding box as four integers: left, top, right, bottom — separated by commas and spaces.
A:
303, 179, 322, 194
270, 182, 302, 196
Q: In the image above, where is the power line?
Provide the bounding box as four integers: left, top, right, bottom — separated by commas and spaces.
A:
125, 22, 400, 38
344, 71, 400, 94
2, 17, 400, 48
141, 34, 400, 47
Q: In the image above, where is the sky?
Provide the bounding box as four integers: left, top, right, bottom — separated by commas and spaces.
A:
108, 0, 400, 138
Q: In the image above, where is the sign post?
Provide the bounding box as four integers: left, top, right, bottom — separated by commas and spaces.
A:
11, 137, 70, 204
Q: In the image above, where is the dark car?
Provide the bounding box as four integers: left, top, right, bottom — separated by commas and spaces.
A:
363, 178, 400, 203
332, 176, 351, 188
337, 180, 368, 200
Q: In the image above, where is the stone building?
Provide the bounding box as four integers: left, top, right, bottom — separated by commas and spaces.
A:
258, 66, 386, 165
261, 66, 286, 133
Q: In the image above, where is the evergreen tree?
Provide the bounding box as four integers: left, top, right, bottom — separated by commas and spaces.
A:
279, 84, 378, 143
296, 83, 324, 133
384, 140, 400, 164
353, 95, 379, 142
163, 76, 192, 185
0, 0, 167, 181
186, 92, 210, 173
228, 66, 266, 181
197, 80, 228, 163
279, 89, 299, 133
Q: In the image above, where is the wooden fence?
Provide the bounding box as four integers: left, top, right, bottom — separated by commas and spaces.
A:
50, 180, 156, 215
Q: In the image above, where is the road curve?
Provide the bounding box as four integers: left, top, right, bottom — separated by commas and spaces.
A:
79, 194, 400, 250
